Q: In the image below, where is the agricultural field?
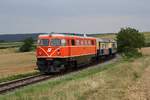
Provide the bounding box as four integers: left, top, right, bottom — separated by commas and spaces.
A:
0, 48, 37, 79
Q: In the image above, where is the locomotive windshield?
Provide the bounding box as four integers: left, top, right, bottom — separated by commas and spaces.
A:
38, 39, 49, 46
50, 39, 66, 46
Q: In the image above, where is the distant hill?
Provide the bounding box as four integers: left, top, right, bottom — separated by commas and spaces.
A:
0, 33, 42, 42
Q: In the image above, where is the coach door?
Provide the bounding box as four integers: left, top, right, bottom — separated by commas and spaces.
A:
70, 39, 76, 56
68, 39, 75, 57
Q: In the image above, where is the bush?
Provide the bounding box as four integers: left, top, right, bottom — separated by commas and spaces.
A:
19, 37, 34, 52
117, 27, 145, 57
0, 40, 5, 43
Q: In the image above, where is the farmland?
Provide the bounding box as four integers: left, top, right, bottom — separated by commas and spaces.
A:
0, 48, 37, 79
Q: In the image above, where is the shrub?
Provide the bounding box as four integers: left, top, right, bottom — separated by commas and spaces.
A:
117, 27, 145, 57
19, 37, 34, 52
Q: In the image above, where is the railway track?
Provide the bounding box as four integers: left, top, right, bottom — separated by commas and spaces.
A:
0, 74, 54, 94
0, 55, 117, 94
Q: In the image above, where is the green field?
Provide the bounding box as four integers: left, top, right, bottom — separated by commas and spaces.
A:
0, 42, 23, 49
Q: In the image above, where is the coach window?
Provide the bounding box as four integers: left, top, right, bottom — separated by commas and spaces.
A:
112, 43, 116, 48
81, 40, 84, 45
88, 40, 91, 45
105, 44, 107, 48
71, 39, 75, 46
102, 44, 105, 48
85, 40, 88, 45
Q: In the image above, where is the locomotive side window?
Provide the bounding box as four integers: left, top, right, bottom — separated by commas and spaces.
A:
38, 39, 49, 46
50, 39, 61, 46
61, 39, 66, 46
76, 40, 80, 45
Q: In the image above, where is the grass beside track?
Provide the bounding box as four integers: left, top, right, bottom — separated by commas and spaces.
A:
0, 71, 40, 84
0, 56, 150, 100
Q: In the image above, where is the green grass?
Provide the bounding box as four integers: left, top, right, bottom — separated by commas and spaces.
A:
0, 56, 150, 100
0, 42, 36, 49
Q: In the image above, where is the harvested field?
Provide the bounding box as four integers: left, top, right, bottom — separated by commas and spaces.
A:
0, 50, 36, 79
141, 47, 150, 56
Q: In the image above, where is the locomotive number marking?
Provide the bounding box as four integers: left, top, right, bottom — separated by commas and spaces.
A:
47, 48, 52, 52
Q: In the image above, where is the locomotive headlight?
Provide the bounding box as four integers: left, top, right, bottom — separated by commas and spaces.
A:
39, 51, 42, 55
57, 49, 61, 56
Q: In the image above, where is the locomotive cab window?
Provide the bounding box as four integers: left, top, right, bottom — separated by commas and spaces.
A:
50, 39, 61, 46
50, 39, 66, 46
38, 39, 49, 46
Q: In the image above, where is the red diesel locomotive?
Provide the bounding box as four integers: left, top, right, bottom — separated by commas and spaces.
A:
36, 33, 117, 73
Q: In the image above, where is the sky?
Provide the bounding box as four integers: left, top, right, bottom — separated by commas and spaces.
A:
0, 0, 150, 34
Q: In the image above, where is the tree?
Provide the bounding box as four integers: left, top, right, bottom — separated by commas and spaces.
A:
19, 37, 34, 52
117, 27, 145, 56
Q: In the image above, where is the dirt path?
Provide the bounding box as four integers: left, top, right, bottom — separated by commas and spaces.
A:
126, 65, 150, 100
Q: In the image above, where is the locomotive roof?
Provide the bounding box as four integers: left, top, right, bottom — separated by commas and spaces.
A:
38, 33, 95, 39
38, 33, 116, 42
